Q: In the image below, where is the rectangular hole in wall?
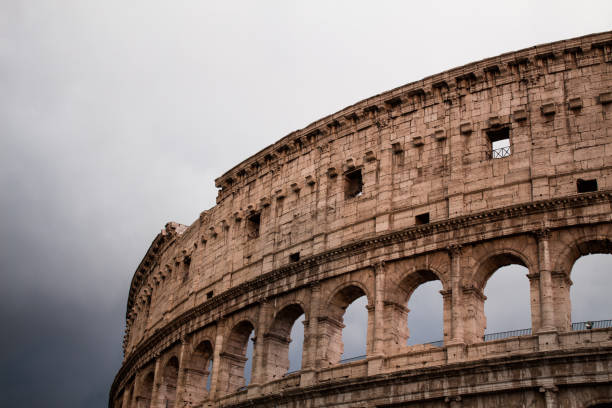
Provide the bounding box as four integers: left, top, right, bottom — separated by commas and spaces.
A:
577, 178, 597, 193
415, 212, 430, 225
345, 169, 363, 199
246, 212, 260, 239
289, 252, 300, 263
206, 291, 213, 299
487, 127, 511, 159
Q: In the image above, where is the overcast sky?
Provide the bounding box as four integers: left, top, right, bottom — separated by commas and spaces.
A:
1, 2, 611, 407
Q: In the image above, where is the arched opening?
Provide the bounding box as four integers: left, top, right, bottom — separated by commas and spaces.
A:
322, 285, 368, 365
341, 295, 367, 361
263, 304, 305, 381
221, 321, 255, 392
139, 371, 154, 407
288, 314, 305, 372
399, 270, 445, 347
184, 340, 213, 403
160, 356, 179, 408
570, 253, 612, 328
482, 259, 531, 341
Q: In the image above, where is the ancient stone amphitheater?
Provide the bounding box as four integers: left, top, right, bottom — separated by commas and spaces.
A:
110, 31, 612, 408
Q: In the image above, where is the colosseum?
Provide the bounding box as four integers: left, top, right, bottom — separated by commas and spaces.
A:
110, 31, 612, 408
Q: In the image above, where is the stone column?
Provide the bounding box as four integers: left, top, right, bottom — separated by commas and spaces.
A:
372, 261, 386, 356
303, 283, 321, 371
174, 338, 189, 405
129, 371, 141, 408
149, 356, 162, 408
208, 320, 225, 400
445, 396, 462, 408
440, 290, 453, 345
448, 245, 464, 343
540, 386, 559, 408
121, 381, 132, 408
447, 245, 466, 362
536, 229, 556, 332
248, 299, 270, 396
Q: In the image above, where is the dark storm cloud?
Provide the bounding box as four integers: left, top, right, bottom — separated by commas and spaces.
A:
0, 1, 611, 407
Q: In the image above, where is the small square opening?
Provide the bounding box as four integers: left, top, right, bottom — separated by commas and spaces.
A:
206, 291, 214, 299
487, 127, 511, 159
246, 212, 260, 239
289, 252, 300, 263
415, 212, 430, 225
577, 178, 597, 193
345, 169, 363, 199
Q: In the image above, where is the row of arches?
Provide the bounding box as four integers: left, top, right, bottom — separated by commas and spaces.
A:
116, 235, 611, 407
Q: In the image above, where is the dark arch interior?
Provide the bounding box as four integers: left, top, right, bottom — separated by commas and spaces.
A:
264, 304, 305, 380
224, 321, 255, 392
189, 340, 213, 400
226, 321, 255, 356
162, 356, 179, 408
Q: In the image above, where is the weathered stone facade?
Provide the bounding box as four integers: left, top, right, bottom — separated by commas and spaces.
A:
110, 31, 612, 408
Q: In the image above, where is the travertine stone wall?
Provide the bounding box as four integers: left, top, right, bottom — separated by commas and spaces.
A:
111, 31, 612, 408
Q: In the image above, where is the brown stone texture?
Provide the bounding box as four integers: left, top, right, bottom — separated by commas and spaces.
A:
110, 31, 612, 408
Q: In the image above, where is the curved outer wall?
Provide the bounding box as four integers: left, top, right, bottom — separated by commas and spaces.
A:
111, 31, 612, 408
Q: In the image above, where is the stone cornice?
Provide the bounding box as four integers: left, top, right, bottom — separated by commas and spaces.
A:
111, 190, 612, 398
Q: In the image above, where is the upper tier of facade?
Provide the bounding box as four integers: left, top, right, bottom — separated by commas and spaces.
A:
123, 30, 612, 356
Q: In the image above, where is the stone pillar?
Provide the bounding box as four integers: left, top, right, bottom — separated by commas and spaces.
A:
121, 382, 132, 408
132, 369, 153, 408
248, 299, 270, 396
552, 271, 572, 331
461, 286, 486, 344
372, 261, 386, 356
149, 356, 162, 408
445, 396, 462, 408
447, 245, 467, 362
536, 229, 556, 332
174, 339, 189, 405
208, 320, 225, 400
383, 301, 409, 353
527, 272, 542, 333
440, 289, 453, 345
303, 283, 321, 371
540, 386, 559, 408
129, 372, 141, 408
448, 245, 464, 343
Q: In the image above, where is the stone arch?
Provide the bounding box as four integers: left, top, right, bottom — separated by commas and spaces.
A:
325, 280, 372, 310
396, 267, 448, 348
472, 249, 532, 291
160, 355, 179, 408
553, 235, 612, 277
263, 303, 306, 381
219, 320, 255, 393
319, 282, 369, 366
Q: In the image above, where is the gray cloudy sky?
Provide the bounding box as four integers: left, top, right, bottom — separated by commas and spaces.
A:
1, 1, 611, 407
